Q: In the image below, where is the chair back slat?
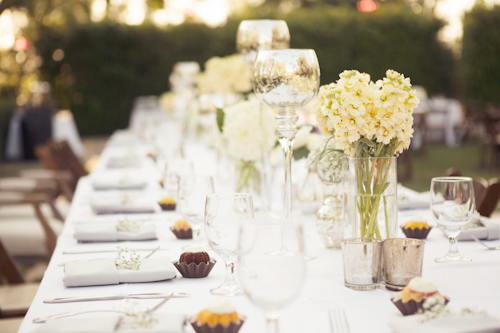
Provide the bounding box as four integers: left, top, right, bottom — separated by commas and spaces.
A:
477, 181, 500, 217
0, 239, 25, 284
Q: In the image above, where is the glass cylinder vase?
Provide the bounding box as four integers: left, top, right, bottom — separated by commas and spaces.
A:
236, 159, 263, 210
316, 181, 343, 248
343, 156, 398, 240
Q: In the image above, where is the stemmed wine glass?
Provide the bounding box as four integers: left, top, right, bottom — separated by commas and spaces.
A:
430, 177, 475, 263
236, 20, 290, 68
163, 159, 194, 199
252, 49, 320, 239
236, 20, 290, 212
205, 193, 254, 295
178, 175, 214, 241
237, 218, 306, 333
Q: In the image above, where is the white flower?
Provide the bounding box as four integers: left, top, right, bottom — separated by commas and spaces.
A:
312, 69, 419, 157
197, 54, 252, 94
221, 100, 277, 162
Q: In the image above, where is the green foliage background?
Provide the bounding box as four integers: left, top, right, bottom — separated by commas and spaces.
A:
32, 5, 456, 135
462, 4, 500, 105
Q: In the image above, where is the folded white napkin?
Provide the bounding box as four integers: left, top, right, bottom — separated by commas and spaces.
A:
63, 257, 176, 287
34, 313, 187, 333
34, 315, 121, 333
389, 313, 500, 333
90, 195, 157, 214
398, 186, 430, 210
74, 223, 157, 242
106, 155, 141, 169
458, 217, 500, 241
91, 175, 147, 190
64, 258, 119, 287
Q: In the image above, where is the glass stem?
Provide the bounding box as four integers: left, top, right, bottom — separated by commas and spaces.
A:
193, 226, 201, 240
265, 315, 279, 333
447, 235, 459, 258
279, 137, 293, 225
224, 261, 237, 286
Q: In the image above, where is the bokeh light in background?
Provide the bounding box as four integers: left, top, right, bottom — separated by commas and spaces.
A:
357, 0, 378, 13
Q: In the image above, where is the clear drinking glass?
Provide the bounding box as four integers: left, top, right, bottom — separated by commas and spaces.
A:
252, 49, 320, 239
430, 177, 475, 263
236, 20, 290, 68
163, 159, 194, 199
205, 194, 254, 296
178, 175, 214, 240
238, 219, 306, 333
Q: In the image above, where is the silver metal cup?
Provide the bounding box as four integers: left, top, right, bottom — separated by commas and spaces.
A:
382, 238, 425, 291
341, 238, 383, 290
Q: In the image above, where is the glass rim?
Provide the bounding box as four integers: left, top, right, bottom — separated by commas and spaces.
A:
382, 238, 425, 246
341, 238, 383, 244
346, 156, 396, 161
431, 176, 473, 182
256, 48, 316, 54
239, 19, 287, 24
206, 193, 252, 199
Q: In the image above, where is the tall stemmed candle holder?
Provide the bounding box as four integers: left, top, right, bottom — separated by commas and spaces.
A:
236, 20, 290, 212
252, 49, 320, 239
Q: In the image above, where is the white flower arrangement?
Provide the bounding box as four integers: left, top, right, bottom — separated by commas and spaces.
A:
221, 99, 277, 162
196, 54, 252, 95
306, 136, 344, 183
115, 246, 141, 270
116, 218, 141, 233
313, 69, 419, 158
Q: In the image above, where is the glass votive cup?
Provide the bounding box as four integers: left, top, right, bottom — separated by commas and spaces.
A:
341, 238, 383, 290
382, 238, 425, 291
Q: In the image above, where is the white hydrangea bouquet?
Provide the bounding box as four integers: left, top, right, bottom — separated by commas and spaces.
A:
220, 99, 276, 193
196, 54, 252, 95
313, 69, 419, 239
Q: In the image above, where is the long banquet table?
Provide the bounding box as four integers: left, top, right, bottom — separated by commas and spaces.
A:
19, 135, 500, 333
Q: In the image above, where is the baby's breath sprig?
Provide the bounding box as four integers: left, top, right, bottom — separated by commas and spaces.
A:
115, 246, 141, 270
116, 218, 141, 233
121, 194, 132, 206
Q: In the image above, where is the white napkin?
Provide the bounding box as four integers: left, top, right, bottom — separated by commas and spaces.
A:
389, 313, 500, 333
64, 258, 119, 287
90, 195, 157, 214
106, 154, 141, 169
63, 257, 176, 287
458, 217, 500, 241
91, 175, 147, 190
74, 223, 157, 242
398, 185, 430, 210
34, 315, 121, 332
34, 314, 186, 333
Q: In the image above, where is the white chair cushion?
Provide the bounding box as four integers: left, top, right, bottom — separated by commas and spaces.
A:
0, 283, 39, 312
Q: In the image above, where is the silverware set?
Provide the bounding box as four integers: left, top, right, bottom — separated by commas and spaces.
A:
471, 235, 500, 250
329, 308, 351, 333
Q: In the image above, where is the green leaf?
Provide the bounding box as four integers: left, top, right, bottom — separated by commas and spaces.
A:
216, 108, 224, 133
293, 146, 310, 160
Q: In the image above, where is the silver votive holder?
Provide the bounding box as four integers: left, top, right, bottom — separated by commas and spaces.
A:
341, 238, 383, 290
382, 238, 425, 291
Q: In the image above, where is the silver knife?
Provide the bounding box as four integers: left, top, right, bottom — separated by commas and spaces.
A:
44, 292, 190, 303
62, 248, 167, 254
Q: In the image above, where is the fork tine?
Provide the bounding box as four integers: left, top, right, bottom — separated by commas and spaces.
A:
329, 309, 351, 333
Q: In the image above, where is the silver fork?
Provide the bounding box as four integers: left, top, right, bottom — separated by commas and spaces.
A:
34, 293, 173, 323
471, 235, 500, 250
329, 308, 351, 333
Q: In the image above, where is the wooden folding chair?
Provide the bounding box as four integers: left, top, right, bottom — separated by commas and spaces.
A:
472, 177, 488, 210
0, 238, 40, 319
477, 180, 500, 217
35, 140, 87, 192
0, 192, 62, 261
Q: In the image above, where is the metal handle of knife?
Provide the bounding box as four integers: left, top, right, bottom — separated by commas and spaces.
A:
44, 292, 190, 303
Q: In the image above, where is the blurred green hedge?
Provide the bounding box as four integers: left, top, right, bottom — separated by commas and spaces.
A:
36, 5, 456, 135
462, 4, 500, 105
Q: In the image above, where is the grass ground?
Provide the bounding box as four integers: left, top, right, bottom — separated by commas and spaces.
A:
401, 142, 500, 192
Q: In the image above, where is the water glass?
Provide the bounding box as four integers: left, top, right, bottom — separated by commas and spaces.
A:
341, 238, 383, 290
238, 219, 305, 333
382, 238, 425, 291
205, 193, 253, 296
431, 177, 475, 262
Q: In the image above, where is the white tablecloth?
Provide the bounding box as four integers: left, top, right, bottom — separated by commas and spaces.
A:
18, 137, 500, 333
